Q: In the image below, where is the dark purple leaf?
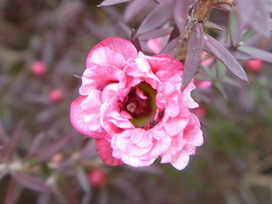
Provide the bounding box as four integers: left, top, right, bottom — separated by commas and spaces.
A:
4, 179, 22, 204
80, 140, 97, 159
236, 0, 254, 27
204, 34, 248, 82
124, 0, 151, 22
136, 0, 175, 35
27, 132, 46, 157
0, 122, 9, 146
251, 0, 270, 38
98, 0, 131, 7
238, 46, 272, 63
36, 135, 70, 162
173, 0, 190, 35
182, 23, 204, 89
229, 8, 242, 46
138, 27, 173, 40
117, 21, 131, 37
160, 37, 183, 56
3, 121, 24, 163
204, 21, 224, 31
231, 49, 252, 61
12, 171, 53, 193
110, 178, 142, 203
131, 29, 142, 51
76, 168, 92, 204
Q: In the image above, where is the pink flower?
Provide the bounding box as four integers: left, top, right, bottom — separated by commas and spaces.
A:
70, 38, 203, 170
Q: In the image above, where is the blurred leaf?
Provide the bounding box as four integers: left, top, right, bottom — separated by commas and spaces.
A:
183, 23, 204, 89
236, 0, 254, 28
27, 132, 46, 157
202, 66, 216, 80
204, 21, 224, 31
0, 121, 9, 146
80, 140, 97, 159
204, 34, 248, 82
229, 8, 242, 47
251, 0, 270, 38
173, 0, 190, 35
76, 168, 92, 204
138, 27, 173, 41
123, 0, 150, 22
216, 60, 226, 79
11, 171, 53, 193
238, 46, 272, 63
136, 0, 175, 35
214, 81, 227, 99
131, 29, 142, 51
221, 76, 240, 87
110, 177, 142, 203
3, 121, 24, 163
4, 179, 22, 204
36, 135, 71, 162
241, 29, 255, 42
98, 0, 131, 7
160, 37, 183, 56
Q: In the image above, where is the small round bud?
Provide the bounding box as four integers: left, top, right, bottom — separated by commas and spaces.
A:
88, 168, 106, 187
245, 59, 263, 73
48, 89, 64, 104
31, 61, 47, 77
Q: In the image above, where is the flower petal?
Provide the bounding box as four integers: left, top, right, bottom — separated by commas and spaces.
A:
96, 138, 123, 166
79, 64, 122, 94
86, 37, 138, 68
70, 96, 104, 138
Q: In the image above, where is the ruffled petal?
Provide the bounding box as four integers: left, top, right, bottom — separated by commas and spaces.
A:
96, 138, 123, 166
79, 64, 122, 94
86, 37, 138, 68
70, 96, 104, 138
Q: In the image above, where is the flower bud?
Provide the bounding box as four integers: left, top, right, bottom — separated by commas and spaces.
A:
31, 61, 47, 77
48, 89, 64, 104
88, 168, 106, 187
245, 59, 263, 73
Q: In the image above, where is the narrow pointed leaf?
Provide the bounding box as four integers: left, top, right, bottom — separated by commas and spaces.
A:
12, 171, 53, 193
136, 0, 175, 35
98, 0, 131, 7
182, 23, 204, 89
174, 0, 190, 35
251, 0, 270, 38
160, 37, 183, 56
204, 34, 248, 82
138, 27, 173, 40
238, 46, 272, 63
124, 0, 150, 22
236, 0, 254, 27
204, 21, 224, 31
4, 179, 22, 204
36, 135, 70, 162
3, 121, 24, 162
229, 8, 242, 46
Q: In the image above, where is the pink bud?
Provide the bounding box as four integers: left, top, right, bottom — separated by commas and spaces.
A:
88, 168, 106, 187
31, 61, 47, 77
245, 59, 263, 73
48, 89, 64, 104
195, 80, 212, 89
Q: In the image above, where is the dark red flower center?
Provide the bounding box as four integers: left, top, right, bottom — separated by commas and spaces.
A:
124, 82, 163, 129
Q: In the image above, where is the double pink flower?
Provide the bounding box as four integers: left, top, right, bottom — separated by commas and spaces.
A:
70, 38, 203, 170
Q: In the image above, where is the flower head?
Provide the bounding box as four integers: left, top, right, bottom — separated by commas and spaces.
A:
70, 38, 203, 170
